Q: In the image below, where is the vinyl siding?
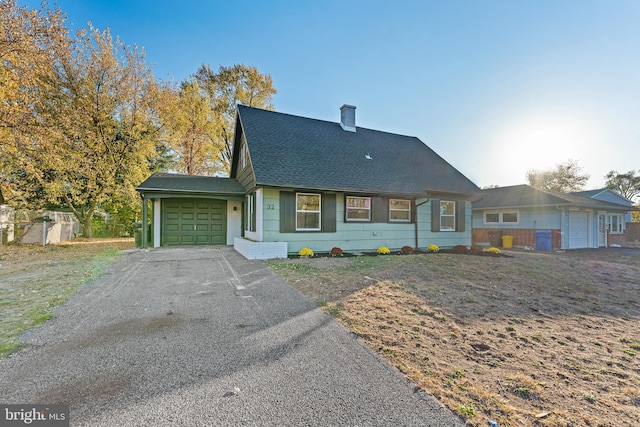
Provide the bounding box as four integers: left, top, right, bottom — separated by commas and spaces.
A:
262, 188, 471, 253
472, 207, 561, 230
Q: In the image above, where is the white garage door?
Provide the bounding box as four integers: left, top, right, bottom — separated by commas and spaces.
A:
567, 211, 589, 249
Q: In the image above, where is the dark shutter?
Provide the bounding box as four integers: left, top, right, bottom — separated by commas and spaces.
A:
322, 193, 336, 232
456, 200, 466, 232
280, 191, 295, 233
431, 199, 441, 232
372, 196, 387, 223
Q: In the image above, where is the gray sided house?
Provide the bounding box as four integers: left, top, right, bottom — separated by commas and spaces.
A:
472, 185, 638, 250
138, 105, 480, 258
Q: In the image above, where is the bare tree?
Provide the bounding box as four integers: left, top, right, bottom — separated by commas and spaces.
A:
526, 159, 589, 193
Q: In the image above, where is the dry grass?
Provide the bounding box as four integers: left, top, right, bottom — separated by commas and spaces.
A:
269, 250, 640, 427
0, 239, 135, 357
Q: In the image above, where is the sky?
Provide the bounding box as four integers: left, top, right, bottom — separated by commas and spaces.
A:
21, 0, 640, 189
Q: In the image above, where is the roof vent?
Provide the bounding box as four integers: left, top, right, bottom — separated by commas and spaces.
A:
340, 104, 356, 132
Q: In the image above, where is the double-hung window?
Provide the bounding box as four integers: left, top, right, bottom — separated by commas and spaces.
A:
389, 199, 411, 222
440, 201, 456, 231
296, 193, 321, 231
608, 214, 623, 234
346, 196, 371, 221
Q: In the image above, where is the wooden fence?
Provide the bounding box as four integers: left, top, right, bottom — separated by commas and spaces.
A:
627, 222, 640, 244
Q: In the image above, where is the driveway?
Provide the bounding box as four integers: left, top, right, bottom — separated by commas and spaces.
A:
0, 247, 463, 426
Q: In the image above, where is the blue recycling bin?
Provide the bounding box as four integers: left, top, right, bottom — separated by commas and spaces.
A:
534, 230, 552, 252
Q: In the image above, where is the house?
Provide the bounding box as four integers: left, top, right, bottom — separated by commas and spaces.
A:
137, 105, 480, 257
573, 188, 635, 224
472, 184, 638, 250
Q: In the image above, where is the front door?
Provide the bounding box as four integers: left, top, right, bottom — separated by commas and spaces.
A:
598, 212, 607, 247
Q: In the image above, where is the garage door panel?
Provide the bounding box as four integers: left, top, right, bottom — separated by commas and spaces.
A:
568, 211, 589, 249
162, 198, 227, 246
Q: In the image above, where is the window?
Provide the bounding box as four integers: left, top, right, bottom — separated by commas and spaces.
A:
240, 143, 249, 170
432, 199, 465, 232
346, 196, 371, 221
485, 213, 499, 223
296, 193, 321, 231
247, 193, 256, 231
608, 214, 623, 234
483, 211, 519, 224
389, 199, 411, 222
440, 201, 456, 231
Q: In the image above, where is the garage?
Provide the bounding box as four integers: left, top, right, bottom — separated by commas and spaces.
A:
162, 199, 227, 245
567, 211, 589, 249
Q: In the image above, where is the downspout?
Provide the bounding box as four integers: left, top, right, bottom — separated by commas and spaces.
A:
415, 197, 430, 248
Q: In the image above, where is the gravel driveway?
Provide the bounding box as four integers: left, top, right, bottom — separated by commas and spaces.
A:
0, 247, 463, 426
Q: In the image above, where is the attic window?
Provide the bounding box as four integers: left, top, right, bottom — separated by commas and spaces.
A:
240, 144, 249, 170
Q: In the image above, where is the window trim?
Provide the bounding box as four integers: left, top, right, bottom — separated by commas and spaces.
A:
345, 196, 372, 222
389, 198, 411, 223
296, 193, 321, 231
608, 213, 624, 234
440, 200, 456, 232
247, 192, 256, 232
483, 210, 520, 225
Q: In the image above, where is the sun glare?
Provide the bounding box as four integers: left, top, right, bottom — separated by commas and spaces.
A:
489, 111, 600, 184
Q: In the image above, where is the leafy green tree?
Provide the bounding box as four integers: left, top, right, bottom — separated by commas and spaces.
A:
526, 159, 589, 193
2, 3, 163, 237
194, 63, 276, 173
604, 170, 640, 202
161, 79, 221, 175
0, 1, 66, 207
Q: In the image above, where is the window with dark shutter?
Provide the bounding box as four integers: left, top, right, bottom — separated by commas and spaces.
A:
280, 191, 336, 233
432, 199, 466, 232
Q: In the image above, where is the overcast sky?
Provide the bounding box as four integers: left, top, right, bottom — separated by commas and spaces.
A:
23, 0, 640, 189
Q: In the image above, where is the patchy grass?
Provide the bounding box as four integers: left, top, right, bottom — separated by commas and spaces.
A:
0, 239, 134, 357
268, 250, 640, 427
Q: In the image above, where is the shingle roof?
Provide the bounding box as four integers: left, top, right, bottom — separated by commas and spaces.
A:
235, 105, 479, 197
473, 184, 635, 211
572, 188, 634, 205
137, 173, 246, 194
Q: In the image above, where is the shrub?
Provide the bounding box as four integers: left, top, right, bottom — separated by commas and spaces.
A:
377, 246, 391, 255
487, 247, 501, 255
298, 247, 314, 257
427, 244, 439, 253
330, 247, 343, 257
401, 245, 414, 254
453, 245, 468, 253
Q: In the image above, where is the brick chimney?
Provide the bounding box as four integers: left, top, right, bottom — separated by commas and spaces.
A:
340, 104, 356, 132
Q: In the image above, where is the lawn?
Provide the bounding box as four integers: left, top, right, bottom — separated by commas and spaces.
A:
268, 249, 640, 427
0, 239, 135, 357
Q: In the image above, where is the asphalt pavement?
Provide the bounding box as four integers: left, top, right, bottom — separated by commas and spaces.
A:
0, 246, 465, 426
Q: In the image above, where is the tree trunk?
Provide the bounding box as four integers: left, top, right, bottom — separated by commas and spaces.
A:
81, 213, 93, 238
0, 186, 5, 205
